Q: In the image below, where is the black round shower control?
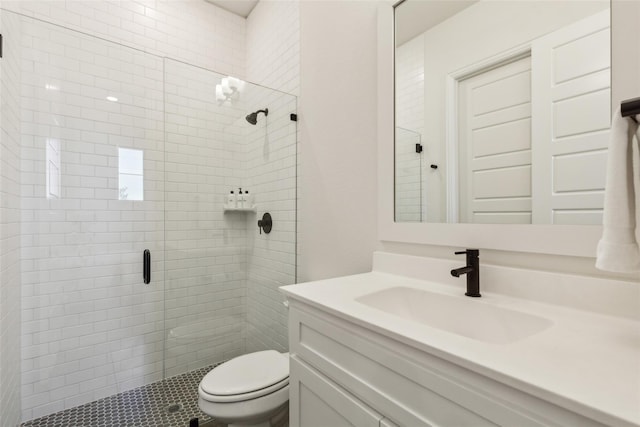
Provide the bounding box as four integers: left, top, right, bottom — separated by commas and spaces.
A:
257, 212, 272, 234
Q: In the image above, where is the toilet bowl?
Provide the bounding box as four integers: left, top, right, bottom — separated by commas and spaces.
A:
198, 350, 289, 427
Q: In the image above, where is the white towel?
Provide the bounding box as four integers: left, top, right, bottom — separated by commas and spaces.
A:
596, 107, 640, 273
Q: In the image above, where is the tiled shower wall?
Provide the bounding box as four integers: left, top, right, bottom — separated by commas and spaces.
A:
395, 35, 425, 222
246, 1, 300, 96
0, 9, 23, 427
244, 89, 297, 354
2, 0, 245, 77
0, 0, 249, 421
395, 127, 422, 222
396, 35, 424, 135
163, 59, 247, 378
245, 1, 300, 353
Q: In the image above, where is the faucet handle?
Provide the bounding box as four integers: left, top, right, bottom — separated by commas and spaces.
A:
454, 249, 479, 257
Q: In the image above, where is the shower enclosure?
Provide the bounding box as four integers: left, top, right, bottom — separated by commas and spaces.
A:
395, 127, 423, 222
5, 11, 296, 424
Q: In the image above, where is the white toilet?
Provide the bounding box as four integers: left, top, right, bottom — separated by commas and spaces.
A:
198, 350, 290, 427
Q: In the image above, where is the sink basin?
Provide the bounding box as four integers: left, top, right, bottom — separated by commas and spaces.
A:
356, 287, 553, 344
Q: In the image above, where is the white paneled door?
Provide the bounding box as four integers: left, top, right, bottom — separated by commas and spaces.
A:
532, 10, 610, 225
458, 56, 532, 224
457, 9, 610, 225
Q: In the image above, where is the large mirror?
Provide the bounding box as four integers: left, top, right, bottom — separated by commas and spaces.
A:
394, 0, 611, 225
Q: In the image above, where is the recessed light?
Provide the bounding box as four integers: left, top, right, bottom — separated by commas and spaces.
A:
106, 96, 118, 102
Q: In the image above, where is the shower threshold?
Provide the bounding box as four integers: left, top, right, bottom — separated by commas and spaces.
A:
21, 364, 224, 427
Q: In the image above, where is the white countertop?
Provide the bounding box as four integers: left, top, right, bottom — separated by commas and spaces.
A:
280, 271, 640, 427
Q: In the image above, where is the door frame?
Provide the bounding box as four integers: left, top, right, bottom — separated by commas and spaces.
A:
444, 44, 531, 223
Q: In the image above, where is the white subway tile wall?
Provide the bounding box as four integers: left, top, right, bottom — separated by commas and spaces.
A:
395, 35, 425, 222
19, 18, 167, 420
2, 0, 246, 78
246, 1, 300, 96
245, 0, 301, 356
395, 127, 423, 222
244, 90, 297, 354
245, 1, 299, 353
0, 9, 24, 427
163, 59, 247, 378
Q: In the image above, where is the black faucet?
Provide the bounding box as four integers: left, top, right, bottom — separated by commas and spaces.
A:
451, 249, 481, 297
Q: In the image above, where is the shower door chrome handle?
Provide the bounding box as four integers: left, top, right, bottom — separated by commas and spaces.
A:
143, 249, 151, 284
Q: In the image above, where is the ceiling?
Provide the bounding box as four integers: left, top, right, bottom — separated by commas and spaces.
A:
205, 0, 259, 18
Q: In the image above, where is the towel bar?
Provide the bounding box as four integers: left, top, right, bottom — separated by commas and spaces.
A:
620, 97, 640, 123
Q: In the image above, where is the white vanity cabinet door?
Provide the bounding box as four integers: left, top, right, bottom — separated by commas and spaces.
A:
290, 355, 383, 427
289, 306, 499, 427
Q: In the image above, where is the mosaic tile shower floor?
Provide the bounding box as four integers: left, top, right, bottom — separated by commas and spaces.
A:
21, 364, 224, 427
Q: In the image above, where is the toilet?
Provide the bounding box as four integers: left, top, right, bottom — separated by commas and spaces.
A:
198, 350, 290, 427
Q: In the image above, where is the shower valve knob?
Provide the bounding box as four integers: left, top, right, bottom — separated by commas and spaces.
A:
257, 212, 272, 234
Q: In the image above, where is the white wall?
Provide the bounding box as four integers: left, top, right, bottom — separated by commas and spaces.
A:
0, 8, 23, 427
612, 0, 640, 107
298, 1, 380, 282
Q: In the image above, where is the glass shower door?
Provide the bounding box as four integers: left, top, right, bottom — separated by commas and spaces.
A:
162, 58, 297, 424
163, 60, 247, 380
17, 14, 167, 422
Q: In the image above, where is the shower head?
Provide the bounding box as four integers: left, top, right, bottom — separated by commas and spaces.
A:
246, 112, 258, 125
246, 108, 269, 125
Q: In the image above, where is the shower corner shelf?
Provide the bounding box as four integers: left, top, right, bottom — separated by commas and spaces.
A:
223, 204, 257, 213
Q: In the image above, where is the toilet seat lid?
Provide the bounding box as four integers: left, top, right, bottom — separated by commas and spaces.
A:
201, 350, 289, 396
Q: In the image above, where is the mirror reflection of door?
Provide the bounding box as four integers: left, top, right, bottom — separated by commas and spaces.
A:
394, 1, 611, 224
458, 56, 532, 224
454, 9, 609, 224
531, 10, 610, 226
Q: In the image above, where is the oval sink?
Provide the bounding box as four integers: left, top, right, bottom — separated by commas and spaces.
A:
356, 287, 553, 344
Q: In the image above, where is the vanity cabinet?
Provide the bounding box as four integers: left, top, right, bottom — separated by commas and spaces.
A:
291, 355, 400, 427
290, 356, 381, 427
288, 300, 608, 427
